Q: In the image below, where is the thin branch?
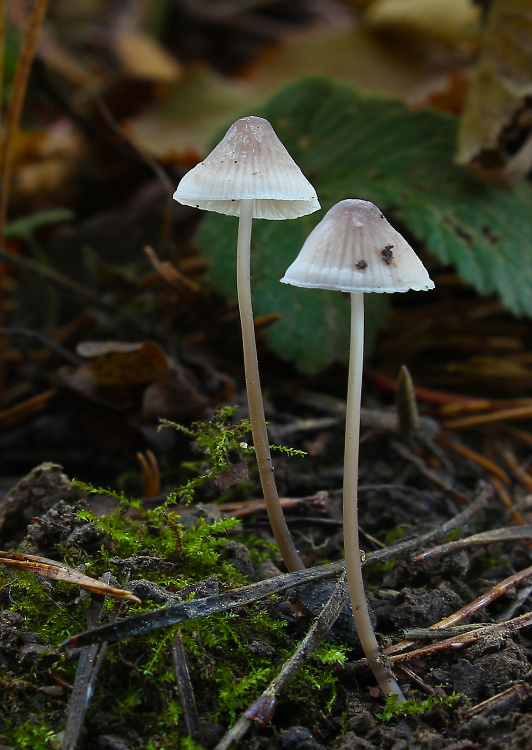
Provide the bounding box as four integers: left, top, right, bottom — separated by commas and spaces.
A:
214, 574, 350, 750
172, 633, 203, 745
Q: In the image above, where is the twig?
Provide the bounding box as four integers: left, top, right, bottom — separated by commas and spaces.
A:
389, 610, 532, 664
462, 683, 530, 720
0, 326, 81, 364
401, 624, 486, 640
0, 388, 58, 430
483, 434, 525, 525
172, 633, 203, 745
391, 440, 466, 499
435, 435, 511, 484
0, 247, 110, 306
214, 574, 350, 750
500, 445, 532, 493
414, 527, 532, 561
60, 562, 345, 650
386, 564, 532, 658
496, 582, 532, 622
443, 403, 532, 430
61, 573, 127, 750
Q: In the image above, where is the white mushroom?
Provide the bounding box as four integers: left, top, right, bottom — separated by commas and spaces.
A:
174, 116, 320, 572
282, 199, 434, 699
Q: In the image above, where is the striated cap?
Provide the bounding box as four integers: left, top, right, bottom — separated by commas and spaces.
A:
281, 199, 434, 293
173, 116, 320, 220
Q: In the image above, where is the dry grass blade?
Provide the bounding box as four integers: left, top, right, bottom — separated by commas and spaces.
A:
61, 586, 110, 750
391, 439, 466, 499
215, 574, 350, 750
0, 0, 5, 111
413, 526, 532, 561
0, 551, 141, 602
462, 683, 531, 721
443, 403, 532, 429
387, 564, 532, 657
435, 435, 511, 484
172, 633, 202, 745
390, 611, 532, 665
0, 387, 58, 430
0, 0, 50, 239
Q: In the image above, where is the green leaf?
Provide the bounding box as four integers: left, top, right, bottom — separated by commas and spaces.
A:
198, 77, 532, 373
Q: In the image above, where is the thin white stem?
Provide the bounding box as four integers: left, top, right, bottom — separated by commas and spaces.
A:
236, 199, 304, 572
344, 292, 405, 701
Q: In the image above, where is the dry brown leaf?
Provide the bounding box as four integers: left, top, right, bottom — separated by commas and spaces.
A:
114, 30, 182, 83
74, 341, 170, 386
0, 551, 141, 603
456, 0, 532, 187
126, 21, 450, 161
124, 65, 251, 162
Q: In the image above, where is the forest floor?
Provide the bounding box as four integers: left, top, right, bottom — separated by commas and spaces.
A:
1, 2, 532, 749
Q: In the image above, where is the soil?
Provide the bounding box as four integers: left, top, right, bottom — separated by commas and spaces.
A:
1, 398, 532, 749
2, 2, 532, 748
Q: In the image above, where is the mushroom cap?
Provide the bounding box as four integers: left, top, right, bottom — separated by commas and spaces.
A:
173, 116, 320, 220
281, 199, 434, 293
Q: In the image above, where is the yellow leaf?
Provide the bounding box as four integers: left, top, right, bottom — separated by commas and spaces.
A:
114, 30, 182, 83
366, 0, 480, 50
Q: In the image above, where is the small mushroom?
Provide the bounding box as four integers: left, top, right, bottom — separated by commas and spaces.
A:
281, 199, 434, 699
174, 116, 320, 572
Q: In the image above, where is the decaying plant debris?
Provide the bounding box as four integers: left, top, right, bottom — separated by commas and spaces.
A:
2, 2, 532, 749
1, 394, 532, 749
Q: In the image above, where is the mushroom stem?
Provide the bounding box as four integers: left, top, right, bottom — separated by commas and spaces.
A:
236, 198, 305, 572
344, 291, 405, 700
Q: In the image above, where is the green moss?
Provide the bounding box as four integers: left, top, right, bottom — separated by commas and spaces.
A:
377, 692, 463, 722
0, 406, 326, 746
6, 719, 58, 749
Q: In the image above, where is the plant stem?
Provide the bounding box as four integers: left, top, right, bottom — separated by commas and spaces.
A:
344, 291, 405, 700
236, 199, 304, 572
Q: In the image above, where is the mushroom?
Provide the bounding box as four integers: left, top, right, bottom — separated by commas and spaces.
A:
281, 199, 434, 699
174, 116, 320, 572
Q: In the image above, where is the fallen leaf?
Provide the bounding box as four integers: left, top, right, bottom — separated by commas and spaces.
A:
74, 341, 170, 386
125, 20, 452, 161
114, 29, 182, 83
366, 0, 480, 51
456, 0, 532, 187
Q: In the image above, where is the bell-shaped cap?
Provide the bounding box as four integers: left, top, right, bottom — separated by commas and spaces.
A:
173, 116, 320, 220
281, 199, 434, 293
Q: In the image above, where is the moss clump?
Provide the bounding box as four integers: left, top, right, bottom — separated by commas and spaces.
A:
0, 406, 324, 748
376, 692, 463, 722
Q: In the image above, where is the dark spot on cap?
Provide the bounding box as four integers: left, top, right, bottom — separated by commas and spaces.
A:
380, 213, 385, 219
356, 260, 368, 270
195, 204, 199, 208
234, 160, 238, 163
381, 246, 394, 264
231, 199, 235, 202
